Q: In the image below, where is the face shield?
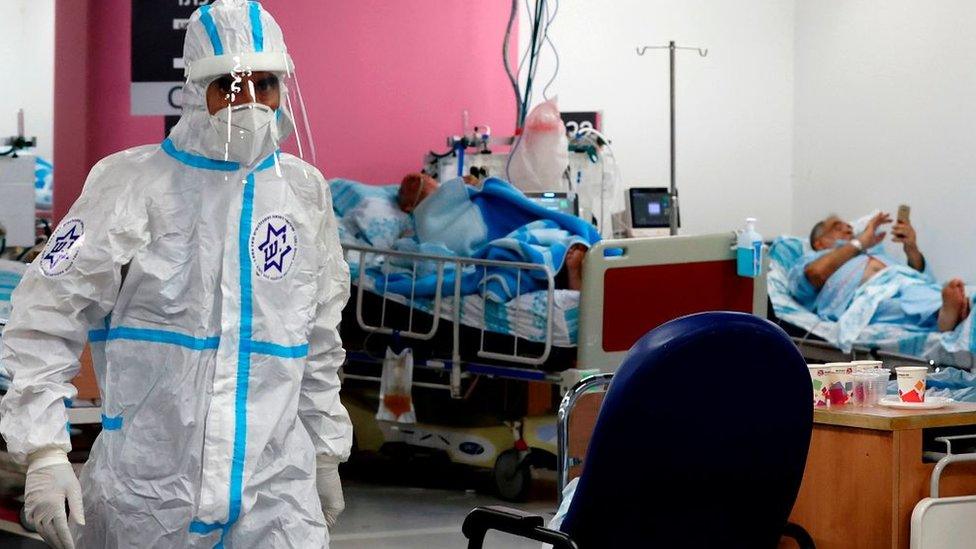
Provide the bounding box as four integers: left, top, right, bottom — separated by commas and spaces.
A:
186, 50, 317, 173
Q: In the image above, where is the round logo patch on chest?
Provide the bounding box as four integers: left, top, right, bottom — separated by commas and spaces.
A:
40, 218, 85, 277
249, 214, 298, 281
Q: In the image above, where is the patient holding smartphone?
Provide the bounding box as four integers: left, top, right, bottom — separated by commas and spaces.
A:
789, 206, 971, 332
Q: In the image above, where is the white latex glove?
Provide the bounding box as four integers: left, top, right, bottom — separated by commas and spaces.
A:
25, 448, 84, 549
315, 455, 345, 530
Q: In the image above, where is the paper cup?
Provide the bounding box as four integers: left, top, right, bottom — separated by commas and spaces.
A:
895, 367, 927, 403
851, 360, 883, 372
807, 365, 830, 407
825, 363, 854, 406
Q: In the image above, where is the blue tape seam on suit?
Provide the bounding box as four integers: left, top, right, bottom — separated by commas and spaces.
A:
199, 5, 224, 56
162, 139, 278, 173
248, 2, 264, 52
189, 172, 255, 546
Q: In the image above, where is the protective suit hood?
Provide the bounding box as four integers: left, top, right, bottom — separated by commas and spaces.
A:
169, 0, 300, 169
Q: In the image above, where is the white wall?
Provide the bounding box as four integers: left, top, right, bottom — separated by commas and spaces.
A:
794, 0, 976, 281
518, 0, 796, 236
0, 0, 55, 162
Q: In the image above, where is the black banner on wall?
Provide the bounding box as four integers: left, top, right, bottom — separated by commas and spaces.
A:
130, 0, 210, 116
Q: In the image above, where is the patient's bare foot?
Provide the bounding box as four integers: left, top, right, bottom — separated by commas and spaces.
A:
564, 244, 586, 291
938, 279, 969, 332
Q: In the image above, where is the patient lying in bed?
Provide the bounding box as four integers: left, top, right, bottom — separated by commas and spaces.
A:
397, 173, 589, 290
789, 212, 970, 332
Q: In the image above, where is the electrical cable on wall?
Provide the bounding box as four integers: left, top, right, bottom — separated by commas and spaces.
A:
504, 0, 557, 130
503, 0, 522, 125
504, 0, 559, 182
542, 0, 560, 100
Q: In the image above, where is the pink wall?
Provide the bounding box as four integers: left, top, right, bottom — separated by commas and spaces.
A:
52, 1, 90, 222
87, 0, 163, 177
54, 0, 518, 221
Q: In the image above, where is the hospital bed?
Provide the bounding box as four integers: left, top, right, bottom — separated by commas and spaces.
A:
338, 232, 767, 499
340, 232, 767, 391
769, 299, 938, 369
766, 237, 976, 371
911, 435, 976, 548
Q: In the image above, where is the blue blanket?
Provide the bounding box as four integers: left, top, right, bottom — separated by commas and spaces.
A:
919, 368, 976, 403
330, 177, 600, 303
0, 260, 27, 384
0, 260, 25, 323
768, 236, 976, 362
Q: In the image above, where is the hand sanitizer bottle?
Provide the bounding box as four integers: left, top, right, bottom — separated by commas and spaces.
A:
737, 217, 763, 278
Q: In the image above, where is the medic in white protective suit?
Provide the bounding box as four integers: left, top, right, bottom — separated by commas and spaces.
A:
1, 1, 351, 547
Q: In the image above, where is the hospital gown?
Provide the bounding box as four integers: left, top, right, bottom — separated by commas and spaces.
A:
787, 242, 941, 326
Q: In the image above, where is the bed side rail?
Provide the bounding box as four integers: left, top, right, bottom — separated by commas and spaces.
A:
340, 244, 555, 368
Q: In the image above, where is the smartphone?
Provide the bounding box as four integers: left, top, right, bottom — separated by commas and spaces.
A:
897, 204, 910, 223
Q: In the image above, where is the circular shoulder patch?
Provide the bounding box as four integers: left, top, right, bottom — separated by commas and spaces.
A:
249, 214, 298, 281
40, 218, 85, 277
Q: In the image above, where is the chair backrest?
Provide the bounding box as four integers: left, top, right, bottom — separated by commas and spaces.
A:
561, 311, 813, 549
911, 496, 976, 548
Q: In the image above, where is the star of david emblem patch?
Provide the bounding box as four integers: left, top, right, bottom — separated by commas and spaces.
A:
40, 218, 85, 277
249, 214, 298, 281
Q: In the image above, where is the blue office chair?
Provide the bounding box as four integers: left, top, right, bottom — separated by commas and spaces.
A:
463, 312, 815, 548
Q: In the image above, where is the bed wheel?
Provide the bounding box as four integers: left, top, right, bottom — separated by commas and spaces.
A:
493, 448, 532, 502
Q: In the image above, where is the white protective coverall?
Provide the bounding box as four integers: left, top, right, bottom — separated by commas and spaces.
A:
0, 1, 351, 547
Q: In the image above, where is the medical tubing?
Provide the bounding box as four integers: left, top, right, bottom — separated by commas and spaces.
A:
542, 30, 559, 100
515, 0, 535, 123
518, 0, 534, 73
541, 0, 560, 100
503, 0, 522, 124
529, 0, 552, 85
523, 0, 546, 120
798, 320, 825, 352
504, 127, 523, 183
507, 1, 546, 180
520, 0, 546, 126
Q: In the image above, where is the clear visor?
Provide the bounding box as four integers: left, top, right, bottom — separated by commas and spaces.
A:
198, 57, 317, 173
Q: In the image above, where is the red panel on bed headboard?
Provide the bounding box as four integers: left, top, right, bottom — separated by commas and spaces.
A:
602, 260, 755, 352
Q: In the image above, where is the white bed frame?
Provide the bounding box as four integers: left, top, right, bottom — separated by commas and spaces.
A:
578, 233, 767, 372
340, 232, 767, 395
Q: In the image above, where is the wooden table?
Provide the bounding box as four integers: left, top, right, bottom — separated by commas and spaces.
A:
788, 403, 976, 548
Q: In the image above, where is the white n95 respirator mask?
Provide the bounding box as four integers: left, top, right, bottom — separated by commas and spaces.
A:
209, 103, 292, 166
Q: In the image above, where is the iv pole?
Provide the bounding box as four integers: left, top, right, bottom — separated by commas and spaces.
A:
635, 41, 708, 236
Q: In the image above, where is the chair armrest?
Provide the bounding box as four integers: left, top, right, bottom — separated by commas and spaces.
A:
783, 521, 815, 549
462, 506, 578, 549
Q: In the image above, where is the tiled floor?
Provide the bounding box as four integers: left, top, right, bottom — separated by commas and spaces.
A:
331, 481, 555, 549
332, 453, 559, 548
0, 456, 560, 548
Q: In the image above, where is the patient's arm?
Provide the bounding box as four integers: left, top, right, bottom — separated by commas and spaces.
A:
803, 244, 862, 289
905, 246, 925, 272
892, 220, 925, 272
805, 214, 889, 289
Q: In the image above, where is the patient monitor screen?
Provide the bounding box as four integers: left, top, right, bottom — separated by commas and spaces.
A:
526, 192, 579, 217
630, 188, 673, 228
